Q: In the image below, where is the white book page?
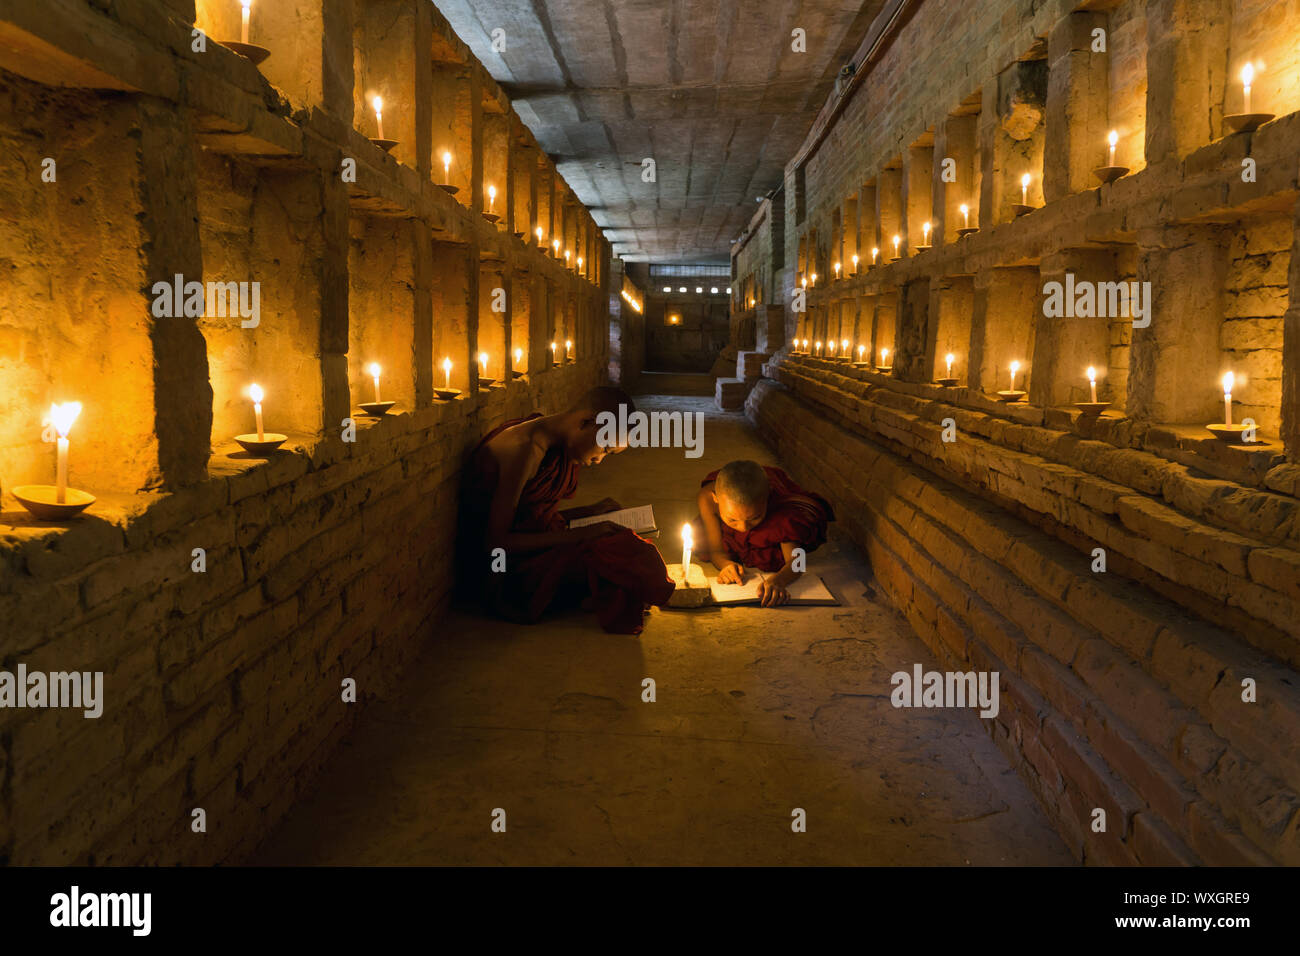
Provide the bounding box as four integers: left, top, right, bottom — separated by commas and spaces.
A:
708, 573, 836, 605
568, 504, 656, 533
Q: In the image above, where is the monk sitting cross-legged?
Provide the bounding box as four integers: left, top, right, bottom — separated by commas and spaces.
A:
694, 459, 835, 607
461, 386, 675, 635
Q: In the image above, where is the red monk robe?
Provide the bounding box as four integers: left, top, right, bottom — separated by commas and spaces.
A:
463, 414, 675, 635
699, 465, 834, 572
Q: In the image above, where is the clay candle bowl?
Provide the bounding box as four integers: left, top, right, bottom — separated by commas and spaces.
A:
1011, 203, 1034, 218
477, 377, 496, 390
234, 433, 287, 455
1224, 113, 1274, 134
359, 401, 396, 417
483, 213, 501, 223
1206, 423, 1259, 442
875, 365, 893, 374
222, 41, 270, 65
433, 387, 462, 401
996, 390, 1027, 403
1092, 165, 1129, 184
12, 485, 95, 521
438, 184, 460, 195
956, 227, 979, 238
370, 138, 399, 153
936, 377, 958, 387
1073, 401, 1111, 416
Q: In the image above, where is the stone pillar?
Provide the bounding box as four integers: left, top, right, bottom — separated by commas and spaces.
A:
1129, 225, 1229, 423
258, 0, 352, 121
1144, 0, 1231, 164
1044, 10, 1108, 201
896, 278, 932, 382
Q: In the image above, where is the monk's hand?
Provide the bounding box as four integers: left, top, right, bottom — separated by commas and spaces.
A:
716, 561, 745, 585
757, 578, 789, 607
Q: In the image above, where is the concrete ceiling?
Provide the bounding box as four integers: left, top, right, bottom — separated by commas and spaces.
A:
433, 0, 888, 264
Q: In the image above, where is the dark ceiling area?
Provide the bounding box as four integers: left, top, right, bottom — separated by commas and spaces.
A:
434, 0, 887, 264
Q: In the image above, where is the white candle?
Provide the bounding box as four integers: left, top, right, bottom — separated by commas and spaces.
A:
565, 339, 572, 360
946, 353, 954, 378
1087, 366, 1097, 403
815, 341, 821, 355
858, 345, 866, 362
680, 522, 693, 581
961, 204, 969, 228
535, 226, 543, 243
487, 185, 496, 213
565, 250, 571, 266
50, 401, 81, 504
881, 347, 890, 366
514, 347, 523, 369
871, 246, 879, 264
1009, 361, 1020, 392
1241, 64, 1254, 114
479, 351, 489, 378
1021, 173, 1030, 205
372, 96, 385, 140
922, 221, 931, 244
801, 278, 807, 289
367, 362, 381, 402
834, 261, 841, 278
550, 341, 557, 363
442, 358, 452, 390
811, 273, 817, 286
443, 151, 452, 184
249, 383, 265, 442
892, 235, 900, 257
552, 239, 560, 256
1107, 130, 1118, 166
240, 0, 251, 44
1223, 371, 1234, 426
577, 256, 583, 270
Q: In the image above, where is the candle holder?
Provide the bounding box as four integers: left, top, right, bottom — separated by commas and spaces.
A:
369, 138, 399, 153
433, 387, 462, 401
221, 41, 271, 65
1205, 423, 1260, 442
1073, 401, 1111, 416
514, 231, 525, 239
1010, 203, 1034, 218
874, 365, 893, 374
359, 401, 396, 417
956, 227, 979, 238
935, 377, 958, 387
888, 255, 902, 263
234, 433, 288, 455
477, 377, 496, 389
913, 244, 932, 253
1092, 165, 1129, 184
438, 184, 460, 195
666, 563, 711, 607
482, 213, 501, 223
995, 390, 1027, 403
1224, 112, 1274, 134
11, 485, 96, 521
853, 361, 871, 369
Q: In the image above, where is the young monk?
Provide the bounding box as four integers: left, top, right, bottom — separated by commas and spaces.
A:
695, 459, 835, 607
461, 386, 675, 634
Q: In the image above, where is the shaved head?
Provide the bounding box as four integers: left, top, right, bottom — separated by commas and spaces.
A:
572, 385, 635, 419
715, 460, 770, 508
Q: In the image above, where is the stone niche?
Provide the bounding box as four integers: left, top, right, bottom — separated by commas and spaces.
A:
347, 215, 424, 413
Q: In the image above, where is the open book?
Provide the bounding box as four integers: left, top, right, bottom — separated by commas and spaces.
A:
708, 572, 839, 606
568, 504, 658, 537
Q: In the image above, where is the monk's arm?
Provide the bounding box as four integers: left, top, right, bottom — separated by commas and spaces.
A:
696, 483, 732, 567
768, 541, 803, 588
485, 444, 608, 553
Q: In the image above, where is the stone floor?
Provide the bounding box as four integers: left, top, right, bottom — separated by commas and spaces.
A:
251, 372, 1073, 865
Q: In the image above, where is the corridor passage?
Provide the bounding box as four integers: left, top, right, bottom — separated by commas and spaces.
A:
252, 374, 1071, 865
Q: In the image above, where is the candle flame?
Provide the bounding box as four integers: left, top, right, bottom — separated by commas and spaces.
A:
1010, 360, 1020, 374
841, 339, 849, 351
553, 239, 560, 251
834, 261, 840, 272
922, 220, 931, 235
871, 246, 879, 258
960, 204, 968, 215
852, 254, 859, 264
488, 185, 496, 200
442, 151, 451, 167
241, 0, 251, 8
681, 522, 693, 546
1241, 63, 1254, 87
946, 352, 955, 364
367, 362, 381, 379
1223, 371, 1235, 393
442, 357, 451, 374
1108, 130, 1118, 148
373, 95, 383, 114
478, 351, 488, 365
1021, 173, 1031, 188
515, 347, 523, 362
565, 339, 572, 349
50, 401, 82, 438
892, 234, 900, 246
1087, 365, 1096, 381
882, 348, 889, 361
249, 383, 264, 405
535, 226, 543, 239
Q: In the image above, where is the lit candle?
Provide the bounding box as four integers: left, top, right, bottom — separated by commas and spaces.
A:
1009, 360, 1020, 392
801, 277, 807, 289
367, 362, 381, 402
577, 255, 583, 270
535, 226, 543, 243
811, 273, 817, 286
487, 185, 496, 213
50, 401, 82, 504
1021, 173, 1030, 205
961, 204, 970, 229
815, 341, 822, 355
552, 238, 560, 256
550, 341, 557, 363
1107, 130, 1118, 166
479, 351, 489, 378
892, 234, 900, 258
442, 151, 452, 184
442, 358, 452, 390
1241, 64, 1254, 114
922, 221, 931, 244
1088, 366, 1097, 403
881, 347, 890, 366
249, 383, 265, 442
565, 339, 572, 360
680, 522, 693, 581
834, 261, 841, 278
841, 339, 849, 357
946, 353, 954, 378
858, 344, 866, 362
871, 246, 879, 264
1223, 371, 1234, 426
852, 253, 859, 272
240, 0, 251, 44
372, 96, 384, 140
514, 347, 523, 369
565, 250, 571, 266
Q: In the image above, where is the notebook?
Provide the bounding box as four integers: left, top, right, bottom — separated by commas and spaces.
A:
708, 572, 838, 606
568, 504, 658, 537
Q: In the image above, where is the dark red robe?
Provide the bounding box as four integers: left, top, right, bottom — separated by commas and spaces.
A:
700, 466, 834, 572
463, 414, 674, 635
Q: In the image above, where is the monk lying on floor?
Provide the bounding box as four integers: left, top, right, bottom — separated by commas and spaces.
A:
462, 386, 674, 635
694, 459, 835, 606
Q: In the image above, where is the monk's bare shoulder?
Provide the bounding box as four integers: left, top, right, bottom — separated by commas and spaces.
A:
484, 420, 547, 482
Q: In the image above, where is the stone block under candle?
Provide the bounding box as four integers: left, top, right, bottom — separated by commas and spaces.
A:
666, 563, 711, 607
